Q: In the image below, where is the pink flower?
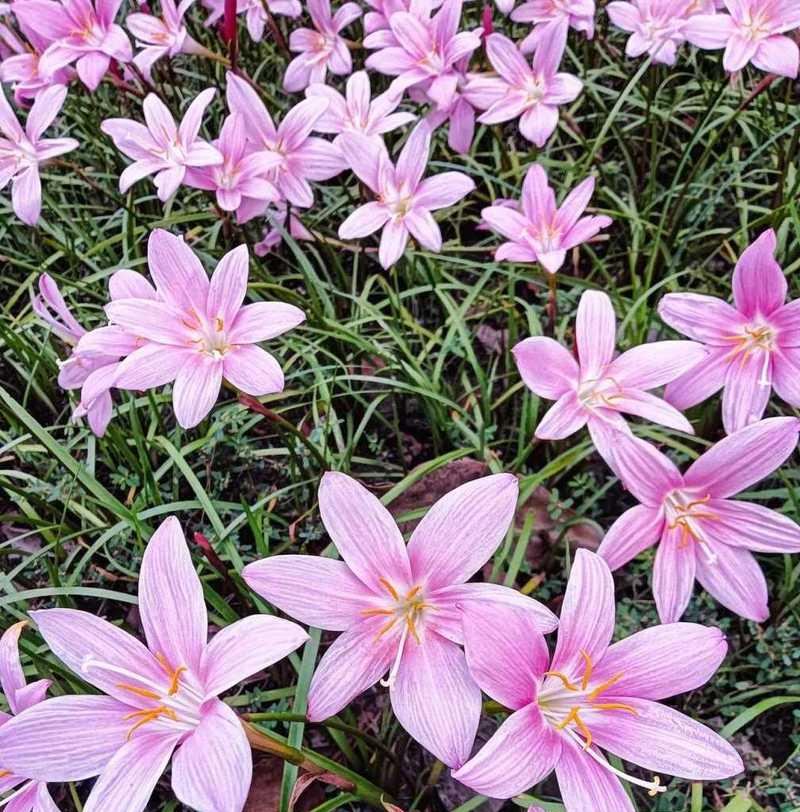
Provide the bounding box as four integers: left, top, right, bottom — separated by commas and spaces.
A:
18, 0, 133, 90
514, 289, 706, 466
203, 0, 300, 42
467, 25, 582, 146
226, 72, 347, 208
684, 0, 800, 76
242, 472, 558, 768
284, 0, 362, 92
599, 417, 800, 622
0, 516, 309, 812
512, 0, 596, 53
0, 622, 58, 812
453, 550, 743, 804
254, 201, 315, 254
126, 0, 201, 80
337, 122, 474, 268
101, 88, 223, 202
101, 229, 305, 429
480, 164, 611, 272
184, 113, 281, 222
607, 0, 695, 64
33, 272, 142, 435
0, 84, 78, 226
659, 229, 800, 434
306, 70, 416, 142
365, 0, 482, 110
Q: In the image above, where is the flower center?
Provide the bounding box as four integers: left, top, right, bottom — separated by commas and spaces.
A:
723, 322, 775, 385
524, 77, 546, 105
576, 375, 622, 410
742, 11, 771, 40
183, 309, 231, 359
540, 650, 665, 797
664, 490, 718, 563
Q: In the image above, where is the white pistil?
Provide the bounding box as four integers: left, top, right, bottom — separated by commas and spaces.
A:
380, 622, 409, 689
758, 349, 771, 387
0, 780, 35, 809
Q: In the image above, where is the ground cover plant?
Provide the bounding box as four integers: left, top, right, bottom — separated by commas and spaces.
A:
0, 0, 799, 809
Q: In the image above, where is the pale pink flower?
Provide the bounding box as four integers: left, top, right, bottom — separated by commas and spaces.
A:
0, 517, 309, 812
467, 26, 582, 146
17, 0, 133, 90
607, 0, 695, 64
684, 0, 800, 76
243, 472, 558, 768
513, 0, 596, 52
226, 71, 347, 208
600, 417, 800, 622
337, 122, 475, 268
102, 229, 305, 429
284, 0, 362, 92
514, 289, 706, 467
101, 88, 223, 202
203, 0, 300, 42
184, 112, 281, 222
365, 0, 482, 110
659, 230, 800, 434
0, 84, 78, 226
481, 164, 611, 273
126, 0, 201, 80
254, 201, 314, 254
453, 550, 743, 805
306, 70, 415, 143
363, 0, 414, 34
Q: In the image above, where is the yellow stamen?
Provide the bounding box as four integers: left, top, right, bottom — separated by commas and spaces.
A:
0, 769, 10, 778
168, 665, 187, 696
116, 682, 161, 701
592, 702, 638, 714
586, 672, 624, 701
122, 706, 178, 740
579, 649, 593, 691
360, 607, 395, 618
215, 317, 224, 331
378, 577, 399, 601
544, 670, 580, 692
406, 612, 421, 645
557, 707, 593, 749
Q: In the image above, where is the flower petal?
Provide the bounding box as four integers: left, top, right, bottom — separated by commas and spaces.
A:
147, 228, 209, 312
576, 291, 616, 375
707, 499, 800, 553
414, 172, 475, 209
612, 389, 694, 434
652, 526, 696, 624
512, 336, 579, 399
172, 354, 223, 429
206, 244, 249, 327
608, 341, 708, 390
555, 741, 634, 812
720, 349, 771, 434
406, 473, 518, 590
114, 344, 192, 390
605, 433, 683, 507
598, 504, 664, 571
535, 391, 587, 439
664, 346, 730, 411
223, 345, 284, 397
696, 543, 768, 622
657, 293, 743, 345
731, 229, 785, 317
228, 302, 306, 344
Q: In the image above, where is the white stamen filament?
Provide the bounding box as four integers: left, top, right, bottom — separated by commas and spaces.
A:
380, 623, 409, 689
758, 349, 771, 386
0, 780, 34, 809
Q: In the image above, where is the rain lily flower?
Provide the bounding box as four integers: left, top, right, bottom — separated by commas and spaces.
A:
0, 622, 59, 812
467, 26, 582, 147
305, 70, 416, 143
100, 229, 305, 429
453, 549, 743, 805
512, 2, 596, 53
226, 72, 346, 208
101, 88, 223, 202
203, 0, 301, 42
254, 201, 314, 255
513, 289, 706, 466
33, 272, 143, 436
481, 164, 611, 273
0, 84, 78, 226
284, 0, 362, 92
126, 0, 202, 80
184, 112, 281, 222
17, 0, 133, 90
365, 0, 482, 110
337, 121, 475, 268
0, 516, 309, 812
684, 0, 800, 77
607, 0, 695, 64
363, 0, 442, 36
659, 230, 800, 434
243, 472, 558, 768
599, 416, 800, 622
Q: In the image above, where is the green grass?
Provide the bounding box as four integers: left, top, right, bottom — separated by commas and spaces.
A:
1, 4, 799, 810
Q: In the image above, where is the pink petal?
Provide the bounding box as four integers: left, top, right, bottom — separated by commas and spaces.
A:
723, 32, 759, 71
598, 504, 664, 570
114, 344, 192, 390
772, 346, 800, 405
25, 84, 67, 141
391, 630, 481, 768
462, 602, 549, 710
576, 290, 616, 375
708, 498, 800, 553
772, 300, 800, 346
405, 209, 442, 251
452, 704, 561, 798
550, 549, 615, 677
108, 269, 157, 300
696, 543, 768, 621
147, 229, 210, 312
554, 175, 596, 233
104, 299, 188, 345
76, 52, 110, 91
292, 138, 347, 180
605, 433, 683, 507
223, 343, 284, 396
535, 391, 587, 439
683, 12, 733, 47
82, 731, 179, 812
318, 471, 412, 592
138, 516, 207, 672
720, 350, 771, 434
664, 345, 730, 410
396, 120, 431, 190
407, 473, 518, 589
225, 72, 277, 145
512, 336, 580, 399
480, 204, 528, 239
0, 695, 129, 781
486, 32, 531, 84
414, 172, 475, 209
11, 166, 41, 226
171, 700, 251, 812
606, 1, 638, 31
307, 615, 397, 721
556, 741, 633, 812
609, 341, 707, 390
242, 555, 377, 630
521, 163, 555, 222
278, 97, 328, 152
30, 608, 168, 706
339, 201, 391, 238
752, 34, 799, 78
653, 526, 696, 623
657, 292, 743, 344
588, 699, 743, 780
178, 87, 216, 146
532, 17, 568, 75
207, 244, 249, 327
379, 218, 409, 268
591, 623, 727, 700
518, 103, 558, 147
731, 229, 786, 317
337, 131, 388, 191
389, 11, 431, 58
0, 622, 49, 715
612, 389, 694, 434
228, 302, 306, 344
143, 93, 178, 145
172, 354, 223, 428
683, 416, 799, 498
